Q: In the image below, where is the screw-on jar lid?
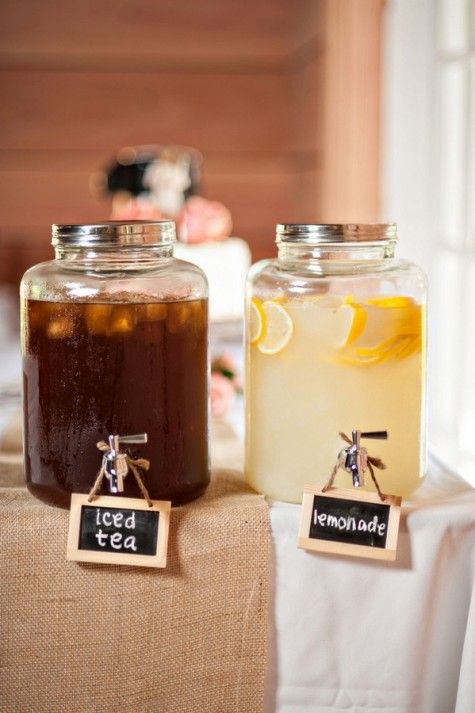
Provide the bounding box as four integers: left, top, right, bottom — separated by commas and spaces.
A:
51, 220, 176, 247
276, 223, 397, 244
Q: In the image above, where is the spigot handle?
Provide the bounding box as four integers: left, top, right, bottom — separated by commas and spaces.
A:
118, 433, 148, 445
361, 431, 388, 440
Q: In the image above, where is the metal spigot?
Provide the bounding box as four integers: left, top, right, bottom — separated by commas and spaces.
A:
339, 430, 388, 487
103, 433, 148, 494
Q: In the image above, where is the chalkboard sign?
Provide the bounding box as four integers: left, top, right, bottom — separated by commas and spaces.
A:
67, 494, 170, 568
298, 486, 401, 561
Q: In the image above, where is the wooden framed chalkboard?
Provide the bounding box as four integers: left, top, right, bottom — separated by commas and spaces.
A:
67, 494, 171, 568
298, 486, 401, 561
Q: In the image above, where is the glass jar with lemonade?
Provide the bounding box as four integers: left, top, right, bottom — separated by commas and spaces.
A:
245, 224, 426, 502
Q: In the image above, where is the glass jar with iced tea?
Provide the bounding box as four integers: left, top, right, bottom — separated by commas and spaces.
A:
245, 224, 426, 502
21, 221, 209, 508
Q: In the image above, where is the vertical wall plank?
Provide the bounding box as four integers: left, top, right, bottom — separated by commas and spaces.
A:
320, 0, 384, 221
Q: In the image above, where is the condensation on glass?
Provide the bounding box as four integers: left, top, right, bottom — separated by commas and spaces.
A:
21, 221, 209, 508
245, 223, 427, 502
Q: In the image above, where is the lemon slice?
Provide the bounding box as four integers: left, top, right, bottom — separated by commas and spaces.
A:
332, 302, 367, 349
250, 298, 265, 344
334, 296, 423, 366
346, 304, 367, 345
258, 301, 293, 354
395, 335, 422, 360
366, 296, 414, 308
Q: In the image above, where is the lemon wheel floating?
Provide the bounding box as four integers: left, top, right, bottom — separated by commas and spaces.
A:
257, 301, 293, 355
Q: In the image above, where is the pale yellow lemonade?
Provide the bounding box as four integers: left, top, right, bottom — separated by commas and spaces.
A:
246, 294, 425, 502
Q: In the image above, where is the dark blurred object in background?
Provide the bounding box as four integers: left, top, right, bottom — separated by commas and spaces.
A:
101, 144, 233, 244
104, 144, 201, 217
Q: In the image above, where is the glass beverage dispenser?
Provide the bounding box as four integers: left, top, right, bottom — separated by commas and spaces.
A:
21, 221, 209, 508
245, 223, 426, 502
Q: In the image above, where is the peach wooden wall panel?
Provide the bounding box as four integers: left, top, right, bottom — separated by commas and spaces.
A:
0, 71, 289, 153
0, 172, 105, 227
0, 242, 52, 284
0, 164, 293, 231
289, 59, 324, 155
319, 0, 383, 221
0, 0, 383, 284
0, 0, 297, 284
0, 67, 290, 281
0, 0, 291, 64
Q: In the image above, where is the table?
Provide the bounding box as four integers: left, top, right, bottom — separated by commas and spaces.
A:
1, 309, 474, 713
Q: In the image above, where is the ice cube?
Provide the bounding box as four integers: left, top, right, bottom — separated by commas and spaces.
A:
84, 304, 113, 335
166, 303, 189, 334
145, 303, 167, 322
109, 305, 136, 334
47, 316, 74, 339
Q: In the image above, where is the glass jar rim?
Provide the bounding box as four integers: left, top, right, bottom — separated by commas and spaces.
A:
276, 223, 397, 245
51, 220, 176, 248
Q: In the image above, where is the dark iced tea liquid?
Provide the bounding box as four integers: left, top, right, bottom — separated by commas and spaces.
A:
23, 298, 209, 507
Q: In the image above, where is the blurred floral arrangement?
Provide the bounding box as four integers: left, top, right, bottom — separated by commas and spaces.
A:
211, 354, 242, 419
114, 194, 232, 244
102, 144, 232, 244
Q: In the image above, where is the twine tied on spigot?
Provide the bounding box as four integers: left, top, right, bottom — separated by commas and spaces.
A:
322, 430, 388, 502
87, 433, 152, 507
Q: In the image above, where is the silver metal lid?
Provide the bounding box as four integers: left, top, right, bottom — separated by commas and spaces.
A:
51, 220, 176, 247
276, 223, 397, 244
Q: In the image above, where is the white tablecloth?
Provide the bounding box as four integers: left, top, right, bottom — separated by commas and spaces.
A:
265, 474, 475, 713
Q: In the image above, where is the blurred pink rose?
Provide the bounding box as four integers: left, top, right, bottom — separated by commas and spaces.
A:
112, 196, 164, 221
178, 196, 232, 243
211, 372, 235, 418
111, 193, 233, 245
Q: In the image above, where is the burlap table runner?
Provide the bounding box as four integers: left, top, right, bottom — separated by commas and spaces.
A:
0, 427, 270, 712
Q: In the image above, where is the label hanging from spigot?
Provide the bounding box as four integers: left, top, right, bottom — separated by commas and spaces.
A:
67, 432, 171, 568
297, 429, 402, 561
